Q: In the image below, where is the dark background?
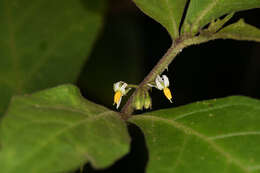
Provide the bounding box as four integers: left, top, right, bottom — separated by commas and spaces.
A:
76, 0, 260, 172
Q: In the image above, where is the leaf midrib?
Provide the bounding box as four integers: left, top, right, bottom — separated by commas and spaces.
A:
8, 110, 114, 172
215, 33, 260, 42
131, 115, 250, 173
191, 0, 220, 32
165, 0, 178, 38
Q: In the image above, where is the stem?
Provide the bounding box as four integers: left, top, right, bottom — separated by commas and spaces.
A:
121, 35, 212, 118
127, 84, 139, 88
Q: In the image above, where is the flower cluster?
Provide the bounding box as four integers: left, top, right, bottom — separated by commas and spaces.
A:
113, 75, 173, 109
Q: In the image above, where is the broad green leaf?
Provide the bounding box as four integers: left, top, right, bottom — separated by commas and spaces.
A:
183, 0, 260, 34
214, 19, 260, 42
133, 0, 188, 39
0, 0, 106, 114
0, 85, 130, 173
130, 96, 260, 173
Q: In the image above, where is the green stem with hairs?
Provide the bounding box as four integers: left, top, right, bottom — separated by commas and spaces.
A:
120, 35, 214, 118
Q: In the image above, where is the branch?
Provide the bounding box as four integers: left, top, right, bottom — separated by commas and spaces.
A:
120, 35, 212, 118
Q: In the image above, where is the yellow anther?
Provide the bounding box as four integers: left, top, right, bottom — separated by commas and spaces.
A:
114, 91, 122, 105
163, 87, 172, 103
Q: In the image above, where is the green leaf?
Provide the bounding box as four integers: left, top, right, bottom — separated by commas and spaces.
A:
0, 0, 106, 114
129, 96, 260, 173
183, 0, 260, 34
206, 13, 234, 34
0, 85, 130, 173
214, 19, 260, 42
132, 0, 188, 39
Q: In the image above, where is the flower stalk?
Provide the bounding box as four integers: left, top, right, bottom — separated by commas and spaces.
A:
120, 35, 215, 119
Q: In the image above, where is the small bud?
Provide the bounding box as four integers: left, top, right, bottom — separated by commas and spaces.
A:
144, 92, 152, 109
134, 97, 142, 110
134, 90, 145, 110
133, 89, 152, 110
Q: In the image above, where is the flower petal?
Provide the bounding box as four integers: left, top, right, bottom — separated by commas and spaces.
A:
113, 82, 120, 91
116, 95, 122, 109
162, 75, 169, 87
121, 82, 128, 94
147, 83, 155, 87
121, 82, 127, 89
155, 75, 164, 90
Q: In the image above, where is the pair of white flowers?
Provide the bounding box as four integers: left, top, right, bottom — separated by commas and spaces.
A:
113, 75, 172, 109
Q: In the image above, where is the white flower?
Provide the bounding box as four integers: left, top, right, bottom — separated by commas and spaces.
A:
149, 75, 173, 103
113, 81, 129, 109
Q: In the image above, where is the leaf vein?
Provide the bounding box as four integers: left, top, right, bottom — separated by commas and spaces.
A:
208, 131, 260, 140
173, 103, 260, 121
165, 0, 178, 37
14, 0, 45, 29
172, 135, 188, 171
133, 115, 250, 173
191, 0, 220, 32
9, 110, 114, 171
